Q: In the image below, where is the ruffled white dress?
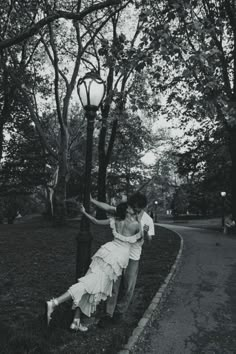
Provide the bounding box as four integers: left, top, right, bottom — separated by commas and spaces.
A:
68, 218, 141, 317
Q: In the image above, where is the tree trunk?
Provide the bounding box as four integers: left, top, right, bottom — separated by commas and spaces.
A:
53, 172, 67, 225
229, 128, 236, 220
53, 129, 69, 225
97, 158, 108, 219
96, 118, 118, 219
96, 125, 108, 219
0, 70, 14, 161
126, 172, 130, 197
44, 186, 53, 219
0, 197, 4, 224
0, 123, 4, 162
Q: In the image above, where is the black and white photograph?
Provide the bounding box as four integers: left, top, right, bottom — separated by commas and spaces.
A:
1, 0, 236, 353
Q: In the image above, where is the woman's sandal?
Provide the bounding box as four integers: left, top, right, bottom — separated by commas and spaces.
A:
70, 319, 88, 332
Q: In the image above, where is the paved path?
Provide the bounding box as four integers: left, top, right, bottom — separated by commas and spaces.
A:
132, 224, 236, 354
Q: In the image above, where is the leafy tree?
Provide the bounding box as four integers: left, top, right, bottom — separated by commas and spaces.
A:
82, 4, 159, 215
0, 109, 50, 223
0, 1, 131, 224
141, 0, 236, 219
0, 0, 122, 49
107, 110, 155, 196
140, 147, 180, 214
1, 116, 49, 190
171, 186, 189, 216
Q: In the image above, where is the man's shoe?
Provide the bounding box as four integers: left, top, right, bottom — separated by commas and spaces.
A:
112, 312, 123, 323
97, 315, 113, 328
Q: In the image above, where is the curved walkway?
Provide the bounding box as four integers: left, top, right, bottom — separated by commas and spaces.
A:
129, 224, 236, 354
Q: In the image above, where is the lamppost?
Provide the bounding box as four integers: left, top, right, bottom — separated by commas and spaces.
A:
154, 200, 158, 223
220, 191, 227, 228
76, 72, 105, 279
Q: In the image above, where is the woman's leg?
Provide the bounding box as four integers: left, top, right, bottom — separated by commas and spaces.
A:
70, 307, 88, 332
55, 291, 71, 305
73, 307, 81, 320
46, 291, 71, 325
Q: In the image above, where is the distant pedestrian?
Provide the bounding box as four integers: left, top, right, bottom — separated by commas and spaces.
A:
224, 214, 236, 234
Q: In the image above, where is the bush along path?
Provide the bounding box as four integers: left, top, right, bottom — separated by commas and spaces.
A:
0, 219, 181, 354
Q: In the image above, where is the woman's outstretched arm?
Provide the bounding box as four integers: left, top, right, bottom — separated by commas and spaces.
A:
90, 195, 116, 213
80, 205, 110, 225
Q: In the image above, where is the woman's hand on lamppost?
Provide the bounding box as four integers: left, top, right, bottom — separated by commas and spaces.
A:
79, 203, 85, 214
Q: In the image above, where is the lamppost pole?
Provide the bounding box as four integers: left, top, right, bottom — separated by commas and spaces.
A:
154, 200, 158, 223
76, 72, 105, 279
220, 191, 226, 228
76, 109, 96, 278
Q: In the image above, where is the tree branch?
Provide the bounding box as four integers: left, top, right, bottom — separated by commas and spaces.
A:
0, 0, 121, 49
47, 22, 64, 130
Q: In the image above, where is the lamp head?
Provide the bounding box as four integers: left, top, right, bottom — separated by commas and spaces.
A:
77, 72, 106, 111
220, 191, 226, 197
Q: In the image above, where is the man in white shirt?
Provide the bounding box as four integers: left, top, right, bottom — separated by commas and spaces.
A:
90, 192, 155, 322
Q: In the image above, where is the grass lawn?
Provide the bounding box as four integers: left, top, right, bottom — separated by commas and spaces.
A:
0, 217, 180, 354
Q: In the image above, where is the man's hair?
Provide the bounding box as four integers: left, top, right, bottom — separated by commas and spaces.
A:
115, 202, 128, 220
128, 192, 147, 209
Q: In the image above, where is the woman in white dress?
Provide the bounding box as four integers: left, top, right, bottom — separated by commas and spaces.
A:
45, 202, 142, 331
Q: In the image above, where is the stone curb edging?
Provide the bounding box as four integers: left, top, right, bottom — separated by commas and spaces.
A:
118, 227, 184, 354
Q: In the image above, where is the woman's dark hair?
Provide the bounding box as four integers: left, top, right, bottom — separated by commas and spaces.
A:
128, 192, 147, 209
115, 202, 128, 220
